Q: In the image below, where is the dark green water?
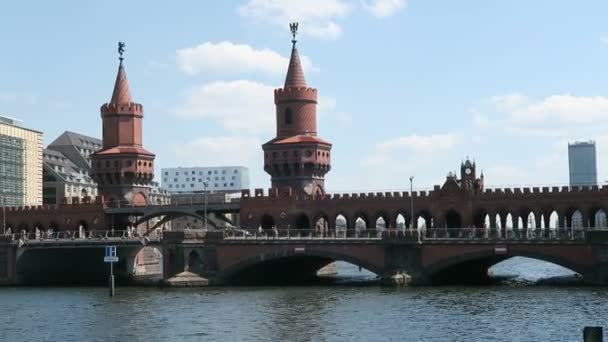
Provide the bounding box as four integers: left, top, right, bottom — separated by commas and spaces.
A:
1, 260, 607, 341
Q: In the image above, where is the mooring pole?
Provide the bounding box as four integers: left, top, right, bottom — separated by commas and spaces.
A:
109, 261, 115, 297
584, 326, 603, 342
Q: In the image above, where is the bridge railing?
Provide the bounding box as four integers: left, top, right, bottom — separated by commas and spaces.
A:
222, 227, 590, 241
422, 227, 587, 241
4, 229, 153, 243
223, 228, 385, 240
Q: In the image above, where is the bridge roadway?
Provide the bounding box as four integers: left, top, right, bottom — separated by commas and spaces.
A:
2, 228, 608, 286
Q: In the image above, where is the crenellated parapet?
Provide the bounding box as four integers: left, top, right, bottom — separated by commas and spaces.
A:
274, 87, 318, 103
1, 197, 106, 233
100, 102, 144, 117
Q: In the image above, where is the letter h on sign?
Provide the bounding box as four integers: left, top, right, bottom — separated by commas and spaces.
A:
106, 246, 117, 257
104, 246, 118, 263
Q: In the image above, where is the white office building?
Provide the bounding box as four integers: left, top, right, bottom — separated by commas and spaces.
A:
161, 166, 249, 193
568, 141, 597, 187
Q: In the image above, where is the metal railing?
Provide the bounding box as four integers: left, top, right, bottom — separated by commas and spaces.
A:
421, 227, 587, 241
222, 227, 591, 241
3, 229, 154, 243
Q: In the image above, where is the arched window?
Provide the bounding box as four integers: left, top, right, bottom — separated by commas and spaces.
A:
285, 107, 293, 125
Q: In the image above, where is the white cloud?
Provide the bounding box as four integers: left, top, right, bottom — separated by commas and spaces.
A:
484, 165, 527, 187
337, 133, 463, 190
175, 80, 276, 133
473, 93, 608, 137
362, 0, 407, 17
238, 0, 352, 40
175, 79, 343, 133
363, 133, 461, 168
176, 41, 318, 76
175, 136, 262, 167
601, 35, 608, 45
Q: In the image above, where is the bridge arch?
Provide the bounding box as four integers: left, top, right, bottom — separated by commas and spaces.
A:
425, 248, 586, 284
218, 248, 384, 284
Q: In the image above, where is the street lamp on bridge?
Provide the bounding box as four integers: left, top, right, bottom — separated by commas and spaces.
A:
203, 181, 208, 231
1, 189, 6, 235
409, 176, 414, 233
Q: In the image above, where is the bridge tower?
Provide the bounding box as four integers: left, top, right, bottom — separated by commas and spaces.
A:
460, 158, 484, 193
262, 23, 332, 196
91, 44, 156, 206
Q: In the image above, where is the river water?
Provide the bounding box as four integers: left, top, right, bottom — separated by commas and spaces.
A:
1, 258, 607, 341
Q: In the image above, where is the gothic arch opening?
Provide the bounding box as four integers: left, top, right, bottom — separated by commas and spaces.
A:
396, 213, 406, 229
295, 213, 311, 229
260, 214, 275, 230
416, 210, 433, 229
526, 212, 537, 229
375, 217, 387, 230
594, 209, 607, 228
473, 210, 487, 228
335, 214, 348, 232
353, 212, 370, 231
314, 215, 329, 235
445, 210, 461, 228
572, 210, 583, 229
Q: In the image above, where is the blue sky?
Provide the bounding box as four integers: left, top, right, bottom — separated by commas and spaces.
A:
1, 0, 608, 191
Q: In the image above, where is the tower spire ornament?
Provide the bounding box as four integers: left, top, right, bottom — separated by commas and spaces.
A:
289, 22, 299, 46
118, 41, 126, 62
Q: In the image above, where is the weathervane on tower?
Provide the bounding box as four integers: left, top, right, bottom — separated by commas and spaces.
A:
118, 41, 126, 62
289, 22, 299, 46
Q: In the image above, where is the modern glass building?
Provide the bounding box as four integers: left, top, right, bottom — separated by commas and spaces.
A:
568, 141, 597, 187
0, 115, 43, 206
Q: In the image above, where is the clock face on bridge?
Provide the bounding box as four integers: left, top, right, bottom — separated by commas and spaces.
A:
465, 168, 472, 175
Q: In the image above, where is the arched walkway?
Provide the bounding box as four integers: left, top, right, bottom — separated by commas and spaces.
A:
445, 210, 462, 228
295, 213, 311, 229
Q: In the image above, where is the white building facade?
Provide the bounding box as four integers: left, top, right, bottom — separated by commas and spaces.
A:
161, 166, 249, 193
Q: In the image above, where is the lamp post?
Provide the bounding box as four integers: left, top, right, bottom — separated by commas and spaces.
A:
203, 181, 208, 231
409, 176, 414, 233
1, 189, 5, 235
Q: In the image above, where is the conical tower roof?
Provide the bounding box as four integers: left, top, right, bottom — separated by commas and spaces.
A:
110, 61, 133, 104
284, 44, 307, 88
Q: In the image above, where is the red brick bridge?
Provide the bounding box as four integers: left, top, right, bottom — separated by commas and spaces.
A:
160, 229, 608, 286
2, 228, 608, 286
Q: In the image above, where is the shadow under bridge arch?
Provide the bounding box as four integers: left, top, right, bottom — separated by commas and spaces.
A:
424, 246, 587, 285
218, 245, 385, 285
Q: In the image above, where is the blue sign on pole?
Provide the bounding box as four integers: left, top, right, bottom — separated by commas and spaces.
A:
104, 246, 118, 263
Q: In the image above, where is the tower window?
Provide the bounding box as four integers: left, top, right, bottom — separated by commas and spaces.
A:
285, 107, 293, 125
